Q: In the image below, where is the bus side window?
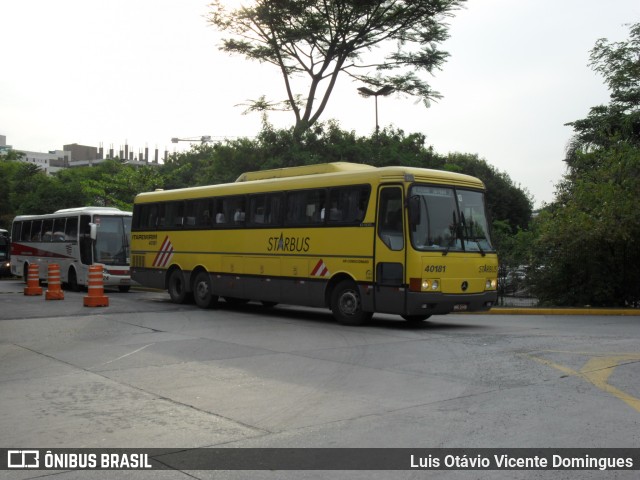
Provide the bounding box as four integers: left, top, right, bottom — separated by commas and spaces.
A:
184, 200, 197, 227
327, 185, 370, 224
268, 193, 283, 225
31, 220, 43, 242
192, 198, 214, 227
249, 195, 266, 225
286, 189, 326, 225
65, 217, 78, 242
42, 219, 54, 242
378, 187, 404, 251
155, 203, 166, 227
52, 218, 66, 242
214, 199, 227, 225
18, 221, 30, 242
225, 196, 245, 225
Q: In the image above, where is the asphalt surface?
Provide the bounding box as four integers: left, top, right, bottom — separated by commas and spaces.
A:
0, 278, 638, 479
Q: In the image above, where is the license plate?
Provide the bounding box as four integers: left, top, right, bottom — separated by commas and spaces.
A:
453, 304, 468, 311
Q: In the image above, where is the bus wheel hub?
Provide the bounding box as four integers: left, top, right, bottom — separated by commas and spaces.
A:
340, 290, 359, 315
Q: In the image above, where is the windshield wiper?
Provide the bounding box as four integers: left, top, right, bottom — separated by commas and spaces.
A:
464, 212, 486, 256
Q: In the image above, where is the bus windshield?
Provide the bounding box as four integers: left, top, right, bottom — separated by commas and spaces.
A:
93, 215, 132, 266
408, 185, 493, 253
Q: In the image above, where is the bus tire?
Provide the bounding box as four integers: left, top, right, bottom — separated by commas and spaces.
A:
193, 271, 218, 309
330, 279, 372, 326
167, 269, 189, 304
401, 314, 431, 323
67, 268, 80, 292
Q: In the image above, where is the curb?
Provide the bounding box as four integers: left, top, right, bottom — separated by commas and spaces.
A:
485, 308, 640, 316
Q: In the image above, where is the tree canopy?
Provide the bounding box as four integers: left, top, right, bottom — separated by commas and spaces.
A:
1, 124, 531, 241
208, 0, 465, 132
530, 23, 640, 307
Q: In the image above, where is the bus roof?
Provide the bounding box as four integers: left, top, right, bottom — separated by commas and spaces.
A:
134, 163, 486, 203
53, 207, 128, 214
12, 207, 131, 222
235, 162, 376, 182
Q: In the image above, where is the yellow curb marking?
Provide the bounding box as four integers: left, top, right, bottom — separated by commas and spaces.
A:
524, 352, 640, 413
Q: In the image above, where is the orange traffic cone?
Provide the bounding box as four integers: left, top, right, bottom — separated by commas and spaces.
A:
24, 263, 43, 296
84, 265, 109, 307
45, 263, 65, 300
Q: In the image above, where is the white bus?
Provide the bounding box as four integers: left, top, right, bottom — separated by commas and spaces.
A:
10, 207, 133, 291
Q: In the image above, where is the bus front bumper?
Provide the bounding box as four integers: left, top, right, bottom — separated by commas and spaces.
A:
406, 290, 498, 315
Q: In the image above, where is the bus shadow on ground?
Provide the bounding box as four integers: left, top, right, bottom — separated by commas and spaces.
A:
197, 298, 487, 332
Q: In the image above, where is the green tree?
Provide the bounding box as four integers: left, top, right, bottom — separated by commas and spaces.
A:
9, 163, 52, 214
566, 23, 639, 155
208, 0, 465, 132
0, 158, 20, 227
531, 23, 640, 307
167, 122, 531, 236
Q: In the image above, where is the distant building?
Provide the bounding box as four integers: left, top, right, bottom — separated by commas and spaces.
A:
64, 143, 99, 163
0, 135, 10, 154
20, 150, 71, 175
0, 135, 164, 174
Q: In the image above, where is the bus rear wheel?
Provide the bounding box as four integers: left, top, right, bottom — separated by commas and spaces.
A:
330, 279, 372, 326
193, 271, 218, 309
167, 269, 190, 304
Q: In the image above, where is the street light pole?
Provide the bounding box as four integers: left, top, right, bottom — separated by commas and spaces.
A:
171, 136, 213, 144
357, 85, 394, 134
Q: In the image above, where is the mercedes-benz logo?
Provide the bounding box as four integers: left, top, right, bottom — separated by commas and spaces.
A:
461, 281, 468, 291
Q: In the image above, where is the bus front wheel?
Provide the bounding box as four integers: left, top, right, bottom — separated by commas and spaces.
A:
330, 279, 372, 326
67, 268, 80, 292
167, 269, 189, 304
193, 271, 218, 309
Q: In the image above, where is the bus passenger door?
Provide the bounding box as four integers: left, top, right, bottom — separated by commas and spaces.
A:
374, 186, 406, 314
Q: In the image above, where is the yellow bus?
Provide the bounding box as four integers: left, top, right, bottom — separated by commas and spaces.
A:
130, 162, 498, 325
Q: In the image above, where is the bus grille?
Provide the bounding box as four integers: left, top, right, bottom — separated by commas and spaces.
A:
131, 255, 146, 268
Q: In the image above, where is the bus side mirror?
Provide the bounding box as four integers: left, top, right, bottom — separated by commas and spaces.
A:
89, 223, 98, 240
407, 196, 420, 226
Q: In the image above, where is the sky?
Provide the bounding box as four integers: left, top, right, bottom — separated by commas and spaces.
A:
1, 0, 638, 208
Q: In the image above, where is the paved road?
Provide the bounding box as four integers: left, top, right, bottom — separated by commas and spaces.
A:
1, 278, 638, 479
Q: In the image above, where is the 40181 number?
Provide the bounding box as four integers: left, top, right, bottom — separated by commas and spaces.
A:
424, 265, 446, 273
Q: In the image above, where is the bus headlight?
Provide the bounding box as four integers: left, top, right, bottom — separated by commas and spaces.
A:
421, 279, 440, 291
485, 279, 497, 290
410, 278, 441, 292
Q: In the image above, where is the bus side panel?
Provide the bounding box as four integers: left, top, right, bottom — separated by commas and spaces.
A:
280, 258, 309, 305
131, 267, 166, 290
242, 257, 280, 303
